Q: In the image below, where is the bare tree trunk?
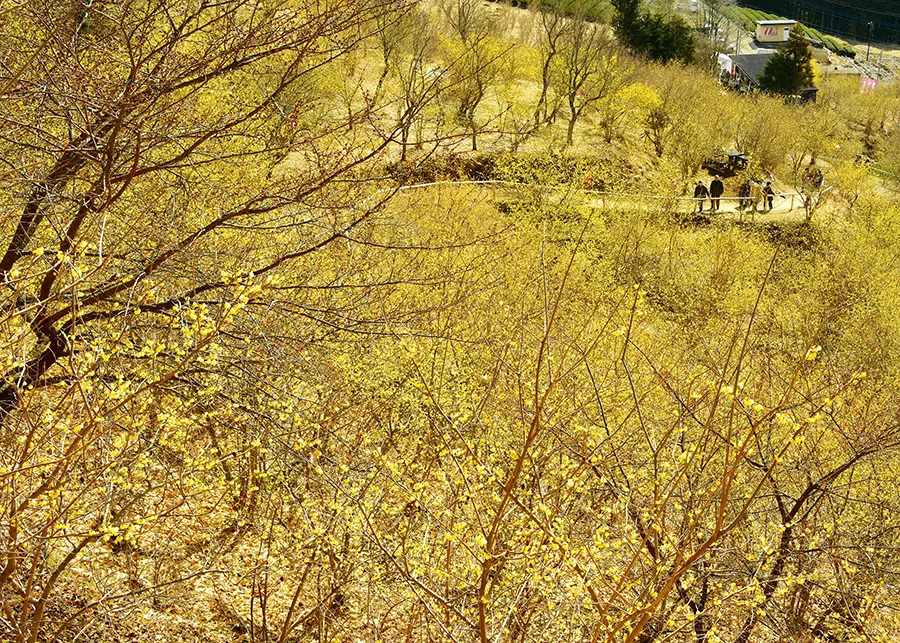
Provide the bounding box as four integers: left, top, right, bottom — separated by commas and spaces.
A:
566, 112, 577, 147
535, 55, 555, 127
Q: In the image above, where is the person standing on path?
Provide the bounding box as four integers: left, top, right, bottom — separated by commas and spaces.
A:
738, 180, 751, 212
694, 181, 710, 212
763, 181, 777, 212
803, 161, 824, 190
710, 176, 724, 212
750, 181, 764, 216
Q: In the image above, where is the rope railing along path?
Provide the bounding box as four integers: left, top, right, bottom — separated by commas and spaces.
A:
820, 155, 900, 182
383, 179, 807, 214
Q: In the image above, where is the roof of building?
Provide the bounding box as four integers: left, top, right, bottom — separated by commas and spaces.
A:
756, 19, 798, 26
730, 52, 776, 84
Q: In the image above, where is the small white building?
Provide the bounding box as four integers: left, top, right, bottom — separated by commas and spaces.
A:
755, 20, 797, 43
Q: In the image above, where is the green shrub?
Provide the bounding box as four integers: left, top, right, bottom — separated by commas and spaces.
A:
384, 152, 640, 192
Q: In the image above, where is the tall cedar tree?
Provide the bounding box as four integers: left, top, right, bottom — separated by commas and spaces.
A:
612, 0, 640, 36
759, 30, 816, 95
611, 0, 695, 64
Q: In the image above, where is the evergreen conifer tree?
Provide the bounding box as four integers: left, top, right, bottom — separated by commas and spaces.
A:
759, 30, 815, 95
611, 0, 641, 48
611, 0, 694, 64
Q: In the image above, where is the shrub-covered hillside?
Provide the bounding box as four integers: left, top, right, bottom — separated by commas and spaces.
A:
1, 0, 900, 642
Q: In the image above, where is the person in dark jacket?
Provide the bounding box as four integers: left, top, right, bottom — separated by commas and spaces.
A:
803, 161, 824, 190
738, 180, 751, 212
693, 181, 710, 212
709, 176, 724, 211
763, 181, 777, 212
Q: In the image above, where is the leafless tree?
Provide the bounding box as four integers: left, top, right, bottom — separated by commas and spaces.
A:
441, 0, 510, 151
695, 0, 737, 63
556, 17, 630, 146
387, 8, 442, 160
441, 0, 490, 45
532, 1, 570, 128
0, 0, 460, 638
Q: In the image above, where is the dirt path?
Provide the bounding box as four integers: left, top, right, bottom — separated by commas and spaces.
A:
585, 192, 804, 220
388, 180, 811, 224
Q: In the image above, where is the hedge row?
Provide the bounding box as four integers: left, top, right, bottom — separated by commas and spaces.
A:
384, 152, 639, 192
722, 6, 856, 57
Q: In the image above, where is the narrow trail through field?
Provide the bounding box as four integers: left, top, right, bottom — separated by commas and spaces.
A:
584, 192, 802, 220
388, 179, 810, 223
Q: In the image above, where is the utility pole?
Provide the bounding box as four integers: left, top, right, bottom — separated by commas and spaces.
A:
866, 21, 874, 62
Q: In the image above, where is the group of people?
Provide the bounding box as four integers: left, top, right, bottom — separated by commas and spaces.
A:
693, 176, 724, 212
802, 162, 825, 191
693, 177, 779, 214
